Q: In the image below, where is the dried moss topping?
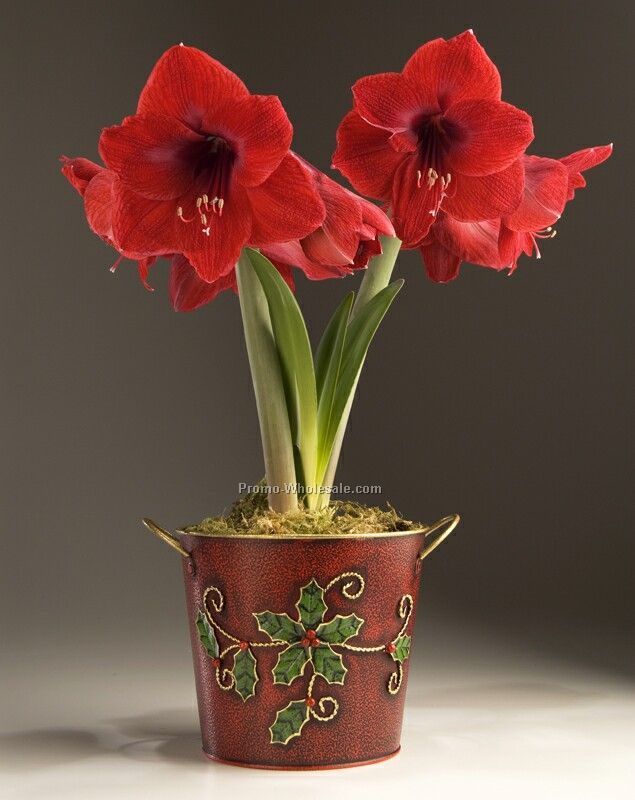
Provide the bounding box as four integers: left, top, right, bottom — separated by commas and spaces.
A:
182, 491, 423, 537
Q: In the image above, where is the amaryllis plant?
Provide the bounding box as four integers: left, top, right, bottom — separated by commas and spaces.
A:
62, 33, 611, 513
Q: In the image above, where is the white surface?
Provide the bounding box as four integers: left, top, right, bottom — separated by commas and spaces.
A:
2, 629, 634, 800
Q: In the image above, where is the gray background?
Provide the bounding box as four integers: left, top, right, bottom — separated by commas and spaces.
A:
1, 0, 632, 692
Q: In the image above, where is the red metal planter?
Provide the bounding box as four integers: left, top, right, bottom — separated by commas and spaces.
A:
143, 514, 459, 770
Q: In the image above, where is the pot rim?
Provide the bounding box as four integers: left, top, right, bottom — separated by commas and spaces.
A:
176, 526, 429, 542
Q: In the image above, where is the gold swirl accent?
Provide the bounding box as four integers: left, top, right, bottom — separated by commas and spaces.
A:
306, 672, 339, 721
325, 571, 365, 600
396, 594, 413, 640
387, 662, 403, 695
310, 696, 339, 722
203, 586, 240, 643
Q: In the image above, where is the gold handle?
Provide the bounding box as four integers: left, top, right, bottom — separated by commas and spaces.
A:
416, 513, 461, 568
142, 518, 190, 558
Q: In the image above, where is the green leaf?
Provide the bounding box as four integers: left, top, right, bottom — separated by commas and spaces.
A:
316, 614, 364, 644
270, 700, 310, 745
235, 252, 297, 513
317, 280, 404, 483
295, 579, 327, 629
312, 644, 347, 684
272, 644, 311, 685
245, 249, 318, 505
315, 293, 355, 479
232, 648, 258, 701
253, 611, 304, 643
392, 634, 411, 663
195, 610, 219, 659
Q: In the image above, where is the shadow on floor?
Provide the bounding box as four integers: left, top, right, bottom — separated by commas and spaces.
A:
0, 729, 103, 772
110, 707, 203, 766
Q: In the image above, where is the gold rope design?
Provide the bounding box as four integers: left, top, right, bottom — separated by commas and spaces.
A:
203, 586, 286, 649
306, 671, 339, 722
203, 586, 240, 644
387, 662, 403, 695
325, 571, 365, 599
396, 594, 413, 639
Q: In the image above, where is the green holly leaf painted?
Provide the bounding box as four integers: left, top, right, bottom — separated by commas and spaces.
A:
273, 643, 310, 685
316, 614, 364, 644
253, 611, 304, 643
296, 579, 327, 629
392, 634, 411, 663
270, 700, 310, 745
312, 644, 347, 684
195, 610, 219, 659
232, 647, 258, 701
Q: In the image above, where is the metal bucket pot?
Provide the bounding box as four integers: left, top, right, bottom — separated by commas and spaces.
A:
143, 513, 459, 769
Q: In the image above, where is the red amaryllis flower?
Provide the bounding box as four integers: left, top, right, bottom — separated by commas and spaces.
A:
332, 30, 534, 248
420, 144, 612, 281
498, 145, 613, 270
61, 156, 156, 288
98, 45, 325, 283
262, 156, 394, 280
169, 155, 393, 311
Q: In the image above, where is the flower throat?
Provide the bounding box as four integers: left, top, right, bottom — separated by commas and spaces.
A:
177, 135, 235, 236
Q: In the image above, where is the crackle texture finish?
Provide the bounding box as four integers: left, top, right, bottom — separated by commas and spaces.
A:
180, 532, 426, 769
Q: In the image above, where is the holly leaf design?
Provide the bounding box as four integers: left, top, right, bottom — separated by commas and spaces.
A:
392, 634, 411, 663
195, 610, 219, 659
312, 644, 347, 684
232, 647, 258, 701
296, 579, 327, 629
253, 611, 304, 643
273, 643, 310, 685
270, 700, 310, 745
317, 614, 364, 644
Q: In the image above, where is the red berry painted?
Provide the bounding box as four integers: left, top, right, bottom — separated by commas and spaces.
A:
386, 642, 396, 654
306, 629, 316, 639
306, 697, 316, 708
239, 641, 248, 651
311, 638, 320, 647
301, 637, 311, 647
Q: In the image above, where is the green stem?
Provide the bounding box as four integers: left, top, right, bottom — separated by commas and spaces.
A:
317, 235, 402, 508
236, 252, 298, 513
351, 235, 402, 322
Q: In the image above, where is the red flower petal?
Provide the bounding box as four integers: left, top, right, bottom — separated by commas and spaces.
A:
84, 170, 116, 238
137, 257, 158, 291
419, 240, 461, 283
209, 94, 293, 187
183, 187, 252, 282
359, 196, 395, 237
332, 111, 406, 200
403, 31, 502, 111
263, 240, 350, 280
352, 72, 421, 132
169, 254, 236, 311
498, 224, 525, 269
442, 159, 524, 222
559, 144, 612, 200
60, 157, 104, 196
504, 156, 569, 232
391, 157, 439, 246
137, 45, 249, 130
99, 114, 202, 201
305, 171, 364, 266
248, 154, 325, 246
302, 228, 355, 269
433, 213, 505, 268
112, 184, 186, 256
445, 99, 534, 177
